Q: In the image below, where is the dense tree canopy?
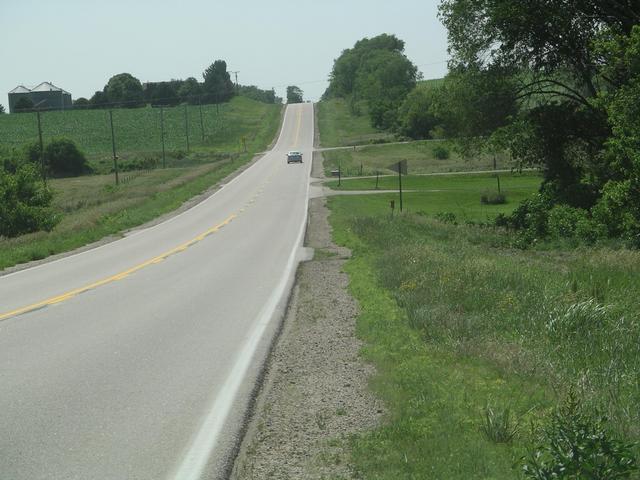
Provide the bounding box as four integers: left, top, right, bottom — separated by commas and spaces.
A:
324, 34, 418, 129
437, 0, 640, 244
203, 60, 235, 103
286, 86, 303, 104
105, 73, 144, 108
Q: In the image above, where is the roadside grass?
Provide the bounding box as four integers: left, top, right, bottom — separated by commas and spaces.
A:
328, 195, 640, 478
322, 141, 513, 177
0, 97, 280, 171
317, 99, 394, 147
0, 102, 282, 271
326, 172, 541, 222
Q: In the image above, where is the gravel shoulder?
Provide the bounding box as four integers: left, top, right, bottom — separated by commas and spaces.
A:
231, 151, 383, 479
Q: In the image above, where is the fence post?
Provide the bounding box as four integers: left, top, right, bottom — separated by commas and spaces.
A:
109, 110, 119, 185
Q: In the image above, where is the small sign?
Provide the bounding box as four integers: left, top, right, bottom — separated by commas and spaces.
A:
388, 159, 408, 175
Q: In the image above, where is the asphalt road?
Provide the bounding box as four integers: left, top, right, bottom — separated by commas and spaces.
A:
0, 103, 315, 480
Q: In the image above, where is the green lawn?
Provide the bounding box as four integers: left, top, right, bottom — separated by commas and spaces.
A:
328, 196, 640, 478
326, 172, 541, 222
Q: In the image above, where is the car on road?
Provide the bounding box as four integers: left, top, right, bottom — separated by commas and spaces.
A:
287, 151, 303, 164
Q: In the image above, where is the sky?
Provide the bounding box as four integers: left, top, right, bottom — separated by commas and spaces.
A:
0, 0, 449, 106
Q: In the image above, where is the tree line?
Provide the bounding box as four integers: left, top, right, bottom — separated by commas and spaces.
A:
325, 3, 640, 246
9, 60, 281, 113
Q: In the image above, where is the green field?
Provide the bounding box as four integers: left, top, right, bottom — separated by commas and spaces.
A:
0, 97, 279, 167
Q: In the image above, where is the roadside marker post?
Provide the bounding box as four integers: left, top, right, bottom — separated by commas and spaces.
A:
375, 170, 379, 190
338, 165, 341, 187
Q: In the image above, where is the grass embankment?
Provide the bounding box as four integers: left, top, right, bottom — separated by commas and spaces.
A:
0, 98, 282, 271
328, 193, 640, 478
0, 96, 276, 171
317, 98, 395, 147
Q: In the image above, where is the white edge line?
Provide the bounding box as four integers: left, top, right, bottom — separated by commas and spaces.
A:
170, 103, 313, 480
0, 104, 292, 281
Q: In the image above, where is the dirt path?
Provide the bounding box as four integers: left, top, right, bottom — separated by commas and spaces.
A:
231, 151, 382, 479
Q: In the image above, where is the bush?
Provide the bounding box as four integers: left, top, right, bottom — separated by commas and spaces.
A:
435, 212, 457, 224
523, 393, 638, 479
432, 145, 450, 160
0, 163, 58, 237
481, 191, 506, 205
45, 139, 90, 176
547, 205, 588, 238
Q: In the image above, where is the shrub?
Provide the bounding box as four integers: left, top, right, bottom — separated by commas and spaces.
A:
432, 145, 450, 160
481, 191, 506, 205
0, 163, 58, 237
44, 139, 89, 176
547, 205, 588, 238
523, 393, 638, 479
435, 212, 457, 224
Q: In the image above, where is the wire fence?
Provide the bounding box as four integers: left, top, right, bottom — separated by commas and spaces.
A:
0, 100, 229, 161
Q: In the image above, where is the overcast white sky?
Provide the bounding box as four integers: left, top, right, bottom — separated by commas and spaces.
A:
0, 0, 449, 106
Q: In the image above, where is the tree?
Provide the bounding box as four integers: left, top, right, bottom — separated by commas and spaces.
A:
397, 84, 441, 139
89, 90, 109, 109
286, 86, 303, 104
178, 77, 202, 104
0, 161, 57, 237
202, 60, 235, 103
73, 97, 90, 108
324, 34, 418, 129
26, 139, 89, 177
14, 97, 34, 113
0, 104, 5, 114
105, 73, 144, 108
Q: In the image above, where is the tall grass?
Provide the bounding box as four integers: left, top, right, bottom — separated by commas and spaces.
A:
329, 195, 640, 477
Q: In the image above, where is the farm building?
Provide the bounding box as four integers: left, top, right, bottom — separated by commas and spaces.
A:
8, 82, 72, 113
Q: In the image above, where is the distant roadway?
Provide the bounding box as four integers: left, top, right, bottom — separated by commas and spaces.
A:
0, 103, 315, 480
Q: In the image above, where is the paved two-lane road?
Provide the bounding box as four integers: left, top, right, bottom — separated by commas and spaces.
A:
0, 103, 315, 479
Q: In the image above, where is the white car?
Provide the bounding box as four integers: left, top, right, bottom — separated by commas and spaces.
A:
287, 151, 303, 164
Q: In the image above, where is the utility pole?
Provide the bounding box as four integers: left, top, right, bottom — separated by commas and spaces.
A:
36, 110, 45, 184
160, 106, 166, 168
198, 97, 205, 142
184, 104, 190, 153
109, 110, 119, 185
230, 71, 239, 93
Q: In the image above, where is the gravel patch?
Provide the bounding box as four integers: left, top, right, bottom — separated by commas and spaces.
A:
231, 152, 383, 479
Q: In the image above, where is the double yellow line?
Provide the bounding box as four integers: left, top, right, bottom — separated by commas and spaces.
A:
0, 214, 236, 322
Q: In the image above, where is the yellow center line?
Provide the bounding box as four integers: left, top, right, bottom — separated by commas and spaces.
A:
0, 214, 237, 322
